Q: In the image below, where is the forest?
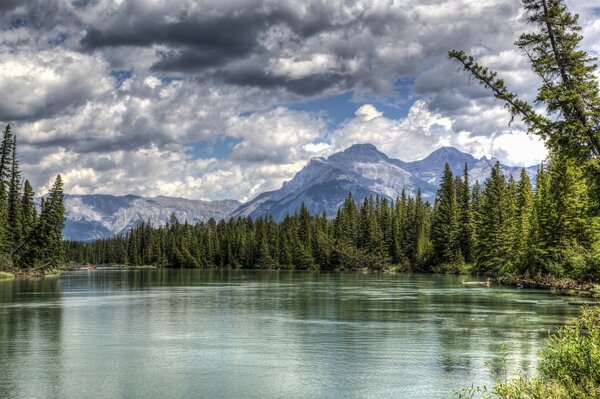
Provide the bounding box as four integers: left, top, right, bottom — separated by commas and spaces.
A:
65, 0, 600, 289
0, 124, 65, 273
65, 155, 599, 281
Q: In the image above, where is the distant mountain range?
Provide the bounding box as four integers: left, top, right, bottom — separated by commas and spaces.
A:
232, 144, 537, 220
63, 195, 240, 241
62, 144, 538, 241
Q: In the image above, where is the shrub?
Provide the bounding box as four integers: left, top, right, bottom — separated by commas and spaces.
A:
457, 307, 600, 399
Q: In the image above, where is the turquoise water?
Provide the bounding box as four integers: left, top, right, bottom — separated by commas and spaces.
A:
0, 269, 580, 398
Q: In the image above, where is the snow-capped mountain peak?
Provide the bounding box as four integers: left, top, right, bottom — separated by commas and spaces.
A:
62, 144, 538, 240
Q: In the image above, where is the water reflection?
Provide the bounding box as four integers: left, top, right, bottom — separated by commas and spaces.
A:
0, 269, 581, 399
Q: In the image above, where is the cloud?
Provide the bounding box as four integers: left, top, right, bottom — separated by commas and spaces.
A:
2, 0, 597, 202
330, 102, 547, 166
0, 50, 112, 120
226, 106, 327, 163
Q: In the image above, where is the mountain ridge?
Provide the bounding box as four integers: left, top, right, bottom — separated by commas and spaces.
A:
62, 144, 539, 240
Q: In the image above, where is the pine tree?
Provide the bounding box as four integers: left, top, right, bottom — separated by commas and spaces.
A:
0, 124, 13, 254
457, 163, 475, 263
476, 162, 513, 274
32, 175, 66, 266
513, 169, 534, 271
7, 136, 22, 251
431, 164, 459, 265
450, 0, 600, 161
21, 180, 37, 238
528, 164, 553, 274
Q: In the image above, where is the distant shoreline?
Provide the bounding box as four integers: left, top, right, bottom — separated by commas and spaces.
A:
10, 264, 597, 300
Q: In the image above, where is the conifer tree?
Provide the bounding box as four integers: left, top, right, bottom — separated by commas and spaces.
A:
476, 163, 513, 274
450, 0, 600, 161
7, 136, 22, 250
0, 124, 13, 254
431, 164, 459, 265
457, 163, 475, 263
513, 169, 533, 270
31, 175, 66, 266
20, 180, 36, 236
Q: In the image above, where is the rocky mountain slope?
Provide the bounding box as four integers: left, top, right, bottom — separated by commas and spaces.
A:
232, 144, 538, 220
63, 195, 240, 241
63, 144, 538, 240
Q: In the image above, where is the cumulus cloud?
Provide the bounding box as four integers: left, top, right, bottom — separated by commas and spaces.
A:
330, 102, 547, 166
226, 107, 327, 163
1, 0, 597, 201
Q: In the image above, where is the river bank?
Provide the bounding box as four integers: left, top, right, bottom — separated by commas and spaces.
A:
4, 263, 600, 299
1, 263, 82, 279
494, 275, 600, 299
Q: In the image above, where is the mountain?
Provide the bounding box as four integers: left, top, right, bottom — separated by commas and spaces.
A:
63, 194, 240, 241
62, 144, 538, 240
232, 144, 538, 220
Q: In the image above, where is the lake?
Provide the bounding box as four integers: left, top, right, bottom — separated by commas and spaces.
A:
0, 269, 580, 399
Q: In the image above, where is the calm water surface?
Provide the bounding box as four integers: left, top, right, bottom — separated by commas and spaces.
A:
0, 269, 580, 399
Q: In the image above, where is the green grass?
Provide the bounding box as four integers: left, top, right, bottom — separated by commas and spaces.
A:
43, 268, 60, 276
110, 264, 158, 269
0, 271, 15, 280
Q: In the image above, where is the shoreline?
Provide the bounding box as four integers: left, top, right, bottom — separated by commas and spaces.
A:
1, 264, 82, 280
4, 264, 600, 299
493, 275, 600, 299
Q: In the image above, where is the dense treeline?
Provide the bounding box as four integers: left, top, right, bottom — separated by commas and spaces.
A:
0, 124, 65, 269
65, 155, 600, 280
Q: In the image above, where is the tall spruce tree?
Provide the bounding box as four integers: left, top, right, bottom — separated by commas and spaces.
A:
0, 124, 13, 254
457, 163, 475, 263
7, 136, 22, 251
513, 169, 534, 271
450, 0, 600, 161
431, 164, 459, 265
476, 162, 514, 274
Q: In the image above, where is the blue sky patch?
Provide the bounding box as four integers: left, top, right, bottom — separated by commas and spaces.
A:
289, 81, 417, 129
48, 32, 68, 46
110, 69, 133, 88
189, 137, 242, 159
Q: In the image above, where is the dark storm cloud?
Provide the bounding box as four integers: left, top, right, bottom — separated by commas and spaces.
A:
7, 0, 598, 198
0, 0, 21, 12
215, 67, 346, 96
79, 1, 336, 74
76, 0, 408, 95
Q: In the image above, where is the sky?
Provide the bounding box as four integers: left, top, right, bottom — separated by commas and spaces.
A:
1, 0, 600, 202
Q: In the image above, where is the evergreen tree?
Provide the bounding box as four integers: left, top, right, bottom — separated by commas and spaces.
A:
450, 0, 600, 161
31, 175, 66, 266
476, 163, 513, 274
513, 169, 534, 271
457, 163, 475, 263
0, 124, 13, 254
431, 164, 459, 265
7, 136, 22, 250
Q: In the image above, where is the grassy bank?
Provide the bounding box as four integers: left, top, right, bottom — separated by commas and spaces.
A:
110, 263, 159, 269
3, 263, 81, 279
494, 275, 600, 299
0, 271, 15, 280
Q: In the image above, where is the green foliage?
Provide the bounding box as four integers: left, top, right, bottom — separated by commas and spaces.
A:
431, 164, 460, 264
476, 163, 514, 274
527, 155, 593, 276
0, 125, 66, 270
63, 153, 599, 280
66, 192, 426, 272
450, 0, 600, 161
0, 271, 15, 280
450, 0, 600, 280
458, 163, 475, 263
513, 169, 533, 269
457, 307, 600, 399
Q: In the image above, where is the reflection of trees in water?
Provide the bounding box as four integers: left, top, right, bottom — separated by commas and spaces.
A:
0, 277, 64, 398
